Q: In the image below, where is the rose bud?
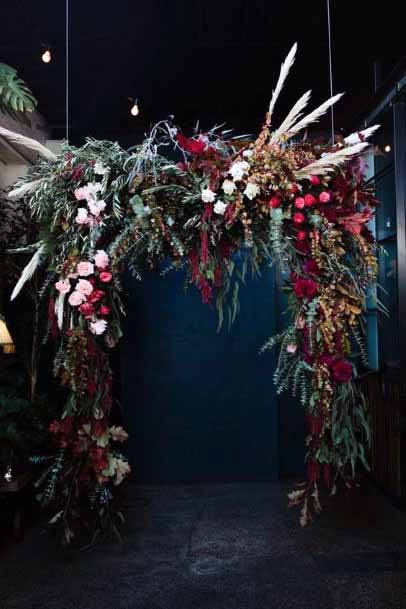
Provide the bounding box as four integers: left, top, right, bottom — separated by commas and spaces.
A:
293, 212, 305, 224
99, 271, 112, 283
319, 191, 331, 204
269, 196, 281, 208
304, 194, 316, 207
99, 305, 111, 316
294, 197, 305, 209
310, 175, 321, 186
296, 230, 307, 241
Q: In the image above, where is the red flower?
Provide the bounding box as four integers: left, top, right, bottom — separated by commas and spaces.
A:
304, 194, 316, 207
331, 359, 353, 383
90, 447, 108, 472
99, 305, 111, 316
88, 289, 105, 303
296, 230, 307, 241
79, 302, 94, 318
310, 175, 321, 186
269, 196, 281, 208
294, 197, 305, 209
303, 259, 320, 275
293, 278, 318, 299
176, 132, 206, 155
293, 212, 305, 225
99, 271, 112, 283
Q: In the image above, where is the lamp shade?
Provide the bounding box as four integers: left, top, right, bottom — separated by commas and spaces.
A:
0, 316, 15, 354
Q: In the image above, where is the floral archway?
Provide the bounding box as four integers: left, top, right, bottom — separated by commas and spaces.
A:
2, 44, 379, 540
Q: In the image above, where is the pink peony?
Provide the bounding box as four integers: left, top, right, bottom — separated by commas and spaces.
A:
76, 279, 94, 296
99, 271, 112, 283
55, 279, 71, 294
76, 261, 94, 277
319, 191, 331, 204
68, 291, 86, 306
94, 250, 109, 269
90, 319, 108, 335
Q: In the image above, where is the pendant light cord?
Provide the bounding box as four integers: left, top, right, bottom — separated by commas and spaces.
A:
326, 0, 335, 144
65, 0, 69, 143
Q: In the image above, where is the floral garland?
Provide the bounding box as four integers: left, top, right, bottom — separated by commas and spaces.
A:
7, 45, 380, 539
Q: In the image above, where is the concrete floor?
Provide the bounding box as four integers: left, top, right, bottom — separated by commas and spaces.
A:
1, 480, 406, 609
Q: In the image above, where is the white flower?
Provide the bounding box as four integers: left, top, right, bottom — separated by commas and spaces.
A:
242, 149, 254, 158
244, 182, 260, 200
75, 207, 89, 225
90, 319, 108, 335
88, 199, 106, 217
213, 200, 228, 216
94, 161, 109, 175
86, 182, 102, 200
222, 180, 236, 196
229, 161, 250, 181
94, 250, 109, 269
201, 188, 216, 203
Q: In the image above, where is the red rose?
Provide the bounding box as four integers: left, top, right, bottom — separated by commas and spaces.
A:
296, 230, 307, 241
310, 175, 321, 186
304, 194, 316, 207
269, 196, 281, 208
88, 289, 105, 303
331, 359, 353, 383
99, 305, 111, 316
79, 302, 94, 318
99, 271, 112, 283
293, 212, 305, 224
176, 132, 206, 155
290, 184, 299, 194
294, 197, 305, 209
293, 278, 319, 299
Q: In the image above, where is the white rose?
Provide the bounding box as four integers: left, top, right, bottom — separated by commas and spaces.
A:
201, 188, 216, 203
90, 319, 108, 335
242, 149, 254, 158
75, 207, 89, 225
229, 161, 250, 182
244, 183, 260, 200
222, 180, 236, 195
213, 200, 228, 216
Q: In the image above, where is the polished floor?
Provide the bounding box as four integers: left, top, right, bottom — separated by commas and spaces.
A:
1, 480, 406, 609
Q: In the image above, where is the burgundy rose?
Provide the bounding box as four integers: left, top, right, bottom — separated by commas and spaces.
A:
303, 259, 320, 275
88, 289, 105, 303
331, 359, 353, 383
79, 302, 94, 318
293, 278, 319, 299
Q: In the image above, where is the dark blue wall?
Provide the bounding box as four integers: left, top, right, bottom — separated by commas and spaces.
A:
120, 261, 280, 484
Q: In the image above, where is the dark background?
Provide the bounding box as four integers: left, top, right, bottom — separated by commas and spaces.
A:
0, 1, 404, 144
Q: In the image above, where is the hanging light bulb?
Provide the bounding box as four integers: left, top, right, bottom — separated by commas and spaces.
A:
41, 48, 52, 63
0, 315, 15, 354
130, 98, 139, 117
384, 144, 391, 153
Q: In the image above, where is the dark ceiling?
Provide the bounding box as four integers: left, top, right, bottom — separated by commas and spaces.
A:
0, 1, 404, 146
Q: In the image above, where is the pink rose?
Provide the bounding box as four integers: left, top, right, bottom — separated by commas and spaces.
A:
74, 186, 89, 201
90, 319, 108, 335
75, 208, 89, 225
55, 279, 70, 294
76, 261, 94, 277
76, 279, 94, 296
94, 250, 109, 269
294, 197, 305, 209
68, 291, 86, 306
319, 191, 331, 204
88, 199, 106, 217
310, 176, 321, 186
99, 271, 112, 283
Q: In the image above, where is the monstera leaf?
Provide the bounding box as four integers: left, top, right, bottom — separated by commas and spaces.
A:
0, 63, 37, 116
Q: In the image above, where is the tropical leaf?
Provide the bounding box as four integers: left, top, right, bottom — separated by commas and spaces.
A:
0, 63, 37, 116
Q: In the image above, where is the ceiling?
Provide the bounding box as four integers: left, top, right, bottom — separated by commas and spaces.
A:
0, 1, 404, 146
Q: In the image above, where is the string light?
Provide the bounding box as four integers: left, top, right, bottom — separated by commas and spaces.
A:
384, 144, 391, 153
129, 98, 139, 117
41, 48, 52, 63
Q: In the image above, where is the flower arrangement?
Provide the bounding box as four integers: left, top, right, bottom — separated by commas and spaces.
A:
4, 43, 380, 539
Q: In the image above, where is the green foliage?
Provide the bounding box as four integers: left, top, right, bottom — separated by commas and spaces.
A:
0, 63, 37, 117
